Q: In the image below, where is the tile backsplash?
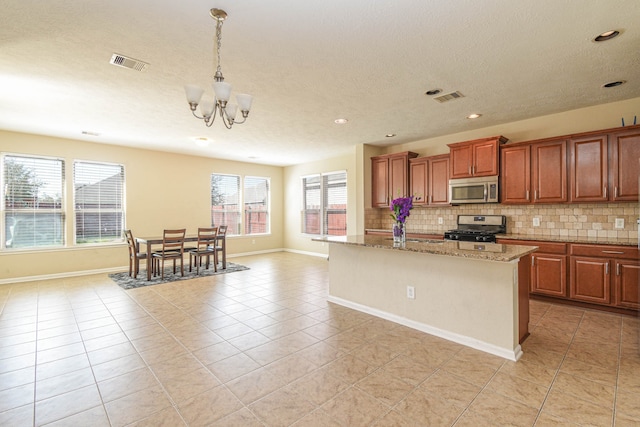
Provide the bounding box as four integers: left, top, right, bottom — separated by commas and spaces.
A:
367, 203, 639, 239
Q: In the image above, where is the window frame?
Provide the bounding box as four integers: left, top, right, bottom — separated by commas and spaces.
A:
243, 175, 270, 236
210, 173, 242, 236
301, 170, 347, 236
73, 160, 126, 246
2, 153, 66, 251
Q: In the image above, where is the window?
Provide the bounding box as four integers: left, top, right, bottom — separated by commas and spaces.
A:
302, 171, 347, 235
244, 176, 270, 235
211, 174, 241, 235
2, 154, 65, 249
74, 161, 125, 244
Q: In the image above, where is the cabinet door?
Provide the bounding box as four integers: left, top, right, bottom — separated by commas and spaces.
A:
532, 140, 567, 203
389, 155, 409, 199
472, 139, 499, 176
610, 129, 640, 201
570, 134, 608, 202
570, 256, 611, 305
409, 159, 428, 205
614, 260, 639, 309
501, 145, 530, 203
449, 144, 473, 179
428, 155, 450, 205
531, 254, 567, 297
371, 157, 389, 207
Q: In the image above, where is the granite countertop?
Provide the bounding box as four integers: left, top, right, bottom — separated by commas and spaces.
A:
314, 235, 537, 262
366, 229, 637, 247
496, 234, 638, 247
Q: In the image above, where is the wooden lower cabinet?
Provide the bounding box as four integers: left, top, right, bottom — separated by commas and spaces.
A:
499, 239, 638, 312
570, 256, 611, 305
615, 260, 640, 309
532, 254, 567, 297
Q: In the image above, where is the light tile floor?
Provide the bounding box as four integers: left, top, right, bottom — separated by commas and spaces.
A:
0, 252, 638, 426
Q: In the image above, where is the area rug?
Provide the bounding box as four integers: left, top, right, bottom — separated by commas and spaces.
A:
108, 262, 250, 290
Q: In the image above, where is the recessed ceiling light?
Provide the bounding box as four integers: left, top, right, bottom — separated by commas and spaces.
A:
385, 134, 396, 138
425, 89, 441, 96
602, 80, 626, 88
466, 113, 482, 119
81, 131, 101, 136
194, 137, 210, 146
334, 118, 348, 124
594, 30, 620, 42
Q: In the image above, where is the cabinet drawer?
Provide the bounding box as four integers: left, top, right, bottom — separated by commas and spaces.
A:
498, 239, 567, 254
570, 244, 639, 260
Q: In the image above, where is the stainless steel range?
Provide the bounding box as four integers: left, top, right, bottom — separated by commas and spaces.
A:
444, 215, 506, 243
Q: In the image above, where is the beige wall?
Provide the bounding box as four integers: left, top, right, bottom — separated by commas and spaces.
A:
0, 131, 284, 281
283, 151, 359, 256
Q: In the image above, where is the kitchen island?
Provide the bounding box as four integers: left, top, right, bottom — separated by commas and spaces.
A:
314, 235, 537, 361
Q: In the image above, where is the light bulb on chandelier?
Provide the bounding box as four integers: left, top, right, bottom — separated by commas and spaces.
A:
185, 8, 253, 129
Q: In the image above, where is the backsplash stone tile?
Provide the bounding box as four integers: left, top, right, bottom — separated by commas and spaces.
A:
367, 203, 639, 239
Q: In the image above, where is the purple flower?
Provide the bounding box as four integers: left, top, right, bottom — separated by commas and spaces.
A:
390, 196, 413, 224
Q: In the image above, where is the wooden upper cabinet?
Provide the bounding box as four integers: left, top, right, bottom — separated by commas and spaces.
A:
409, 154, 450, 206
371, 152, 418, 207
409, 158, 428, 205
428, 154, 450, 205
371, 156, 390, 207
610, 128, 640, 201
532, 140, 568, 203
448, 136, 507, 179
570, 134, 608, 202
500, 145, 530, 203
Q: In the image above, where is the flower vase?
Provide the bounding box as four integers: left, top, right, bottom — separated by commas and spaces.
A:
393, 222, 405, 245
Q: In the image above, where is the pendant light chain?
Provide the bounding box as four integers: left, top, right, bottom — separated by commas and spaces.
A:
215, 18, 223, 80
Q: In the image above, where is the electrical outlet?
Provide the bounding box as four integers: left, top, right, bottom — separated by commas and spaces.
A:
533, 218, 540, 227
406, 286, 415, 299
438, 217, 443, 225
615, 218, 624, 229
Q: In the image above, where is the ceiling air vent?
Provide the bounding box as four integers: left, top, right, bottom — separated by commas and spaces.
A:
109, 53, 149, 72
433, 91, 465, 103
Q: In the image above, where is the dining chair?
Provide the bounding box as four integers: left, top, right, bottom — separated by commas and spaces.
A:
152, 229, 186, 279
213, 225, 228, 269
124, 229, 148, 279
189, 227, 218, 274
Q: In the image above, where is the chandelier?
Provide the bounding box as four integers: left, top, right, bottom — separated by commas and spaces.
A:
184, 8, 253, 129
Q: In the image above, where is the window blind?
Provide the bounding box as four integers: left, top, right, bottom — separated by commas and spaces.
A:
211, 174, 241, 235
3, 154, 65, 249
74, 161, 125, 244
244, 176, 270, 235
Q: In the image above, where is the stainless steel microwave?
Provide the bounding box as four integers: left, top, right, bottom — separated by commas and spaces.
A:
449, 176, 499, 204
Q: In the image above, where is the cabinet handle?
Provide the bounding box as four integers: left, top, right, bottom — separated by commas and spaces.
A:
534, 190, 537, 200
526, 190, 530, 200
605, 263, 609, 275
468, 165, 472, 175
428, 195, 432, 204
614, 187, 618, 198
616, 263, 621, 276
604, 186, 607, 198
531, 256, 535, 266
602, 250, 625, 254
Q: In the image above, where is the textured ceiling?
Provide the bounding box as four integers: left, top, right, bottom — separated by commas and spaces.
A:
1, 0, 639, 166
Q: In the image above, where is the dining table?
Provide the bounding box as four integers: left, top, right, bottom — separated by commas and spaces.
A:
135, 234, 226, 281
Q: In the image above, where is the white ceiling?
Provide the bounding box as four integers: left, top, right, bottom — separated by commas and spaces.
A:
1, 0, 639, 166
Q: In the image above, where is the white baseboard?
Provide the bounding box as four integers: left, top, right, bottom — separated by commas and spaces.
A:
0, 266, 128, 285
283, 248, 328, 258
327, 295, 522, 361
0, 249, 320, 285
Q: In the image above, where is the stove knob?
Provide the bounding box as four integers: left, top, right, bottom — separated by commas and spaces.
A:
475, 235, 483, 242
